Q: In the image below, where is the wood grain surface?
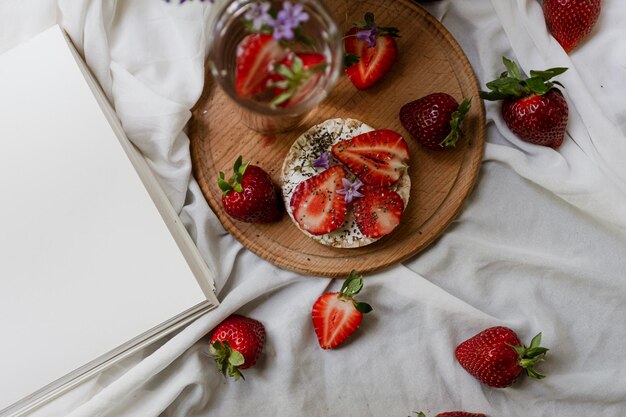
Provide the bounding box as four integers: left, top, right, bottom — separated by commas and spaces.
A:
189, 0, 486, 277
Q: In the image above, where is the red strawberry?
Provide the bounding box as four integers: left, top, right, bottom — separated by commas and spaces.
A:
455, 326, 549, 388
353, 185, 404, 238
235, 34, 286, 99
344, 13, 400, 90
480, 56, 569, 148
218, 156, 281, 223
399, 93, 472, 151
209, 314, 265, 380
502, 89, 569, 148
331, 130, 409, 186
290, 165, 348, 235
543, 0, 601, 53
270, 52, 326, 108
312, 270, 373, 349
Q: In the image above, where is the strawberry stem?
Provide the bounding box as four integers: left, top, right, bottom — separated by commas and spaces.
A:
510, 332, 549, 379
217, 156, 249, 196
441, 97, 472, 148
338, 270, 373, 313
269, 55, 328, 107
209, 340, 246, 380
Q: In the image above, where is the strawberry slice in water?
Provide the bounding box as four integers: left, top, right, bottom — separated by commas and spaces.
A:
331, 129, 409, 187
289, 165, 348, 236
353, 185, 404, 239
235, 34, 286, 99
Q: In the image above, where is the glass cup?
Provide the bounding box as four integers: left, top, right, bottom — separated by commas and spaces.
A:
207, 0, 342, 133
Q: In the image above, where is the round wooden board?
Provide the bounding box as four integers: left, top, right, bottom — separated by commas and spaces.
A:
189, 0, 485, 278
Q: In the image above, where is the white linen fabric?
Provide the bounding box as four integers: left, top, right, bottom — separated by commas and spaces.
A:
2, 0, 625, 416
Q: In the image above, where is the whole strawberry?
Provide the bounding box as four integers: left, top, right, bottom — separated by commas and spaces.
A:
209, 314, 265, 380
455, 326, 548, 388
544, 0, 601, 53
480, 56, 569, 148
399, 93, 471, 151
217, 156, 281, 223
312, 270, 372, 349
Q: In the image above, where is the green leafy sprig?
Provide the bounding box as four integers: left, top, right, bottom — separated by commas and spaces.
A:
480, 56, 567, 101
217, 156, 248, 196
209, 340, 246, 380
510, 332, 549, 380
270, 55, 328, 106
338, 270, 373, 314
442, 98, 472, 148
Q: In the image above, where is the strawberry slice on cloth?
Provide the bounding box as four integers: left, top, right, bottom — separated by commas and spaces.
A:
312, 270, 373, 349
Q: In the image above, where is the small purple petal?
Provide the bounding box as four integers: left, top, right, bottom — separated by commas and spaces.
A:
336, 178, 364, 203
357, 26, 378, 48
245, 2, 272, 31
312, 152, 330, 169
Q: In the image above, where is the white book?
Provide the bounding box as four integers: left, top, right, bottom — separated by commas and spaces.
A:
0, 25, 218, 416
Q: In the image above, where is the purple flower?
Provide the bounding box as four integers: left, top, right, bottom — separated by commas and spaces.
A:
245, 2, 272, 31
269, 1, 309, 41
312, 151, 330, 169
277, 2, 309, 26
357, 25, 379, 48
336, 178, 364, 203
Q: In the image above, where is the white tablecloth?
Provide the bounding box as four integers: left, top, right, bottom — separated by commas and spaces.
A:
3, 0, 626, 416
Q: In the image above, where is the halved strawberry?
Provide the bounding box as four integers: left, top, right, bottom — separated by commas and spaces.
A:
270, 52, 326, 108
343, 13, 400, 90
235, 34, 286, 99
289, 165, 348, 235
353, 186, 404, 239
312, 270, 373, 349
331, 129, 409, 186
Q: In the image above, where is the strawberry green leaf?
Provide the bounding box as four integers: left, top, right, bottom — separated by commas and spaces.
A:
441, 97, 472, 148
340, 270, 364, 297
529, 67, 568, 81
481, 56, 568, 101
209, 340, 246, 381
364, 12, 375, 27
510, 332, 549, 380
485, 76, 528, 97
525, 77, 550, 95
529, 332, 543, 349
228, 350, 245, 367
479, 90, 508, 101
271, 91, 294, 106
217, 175, 233, 195
503, 56, 522, 80
354, 301, 373, 314
345, 277, 363, 295
276, 64, 294, 79
344, 53, 360, 68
